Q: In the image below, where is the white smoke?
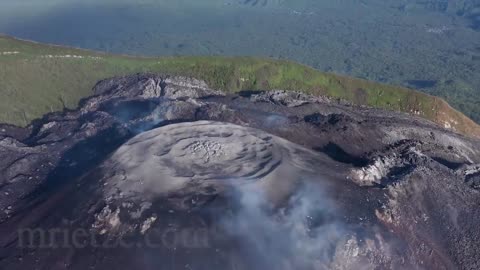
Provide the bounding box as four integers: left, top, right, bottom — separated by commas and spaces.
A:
220, 181, 348, 270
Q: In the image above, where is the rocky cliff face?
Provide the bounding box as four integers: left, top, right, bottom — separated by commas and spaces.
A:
0, 74, 479, 270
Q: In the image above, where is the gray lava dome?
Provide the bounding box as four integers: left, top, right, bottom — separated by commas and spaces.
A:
102, 121, 318, 206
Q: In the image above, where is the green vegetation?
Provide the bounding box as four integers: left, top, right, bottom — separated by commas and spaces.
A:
1, 0, 478, 123
1, 35, 479, 137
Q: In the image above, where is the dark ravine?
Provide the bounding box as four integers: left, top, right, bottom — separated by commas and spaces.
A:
0, 74, 479, 270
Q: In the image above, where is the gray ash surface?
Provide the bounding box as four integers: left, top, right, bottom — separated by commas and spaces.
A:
0, 74, 479, 270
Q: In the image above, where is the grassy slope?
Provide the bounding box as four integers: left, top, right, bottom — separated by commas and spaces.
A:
1, 35, 479, 137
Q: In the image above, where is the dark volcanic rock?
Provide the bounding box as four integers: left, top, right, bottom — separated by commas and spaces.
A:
0, 74, 479, 270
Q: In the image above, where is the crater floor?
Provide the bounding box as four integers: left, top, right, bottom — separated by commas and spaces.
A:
0, 74, 479, 270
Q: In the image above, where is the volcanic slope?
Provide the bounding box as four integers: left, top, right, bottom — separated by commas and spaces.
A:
1, 35, 480, 137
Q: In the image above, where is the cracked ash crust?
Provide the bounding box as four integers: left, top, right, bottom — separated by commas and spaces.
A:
0, 74, 479, 270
